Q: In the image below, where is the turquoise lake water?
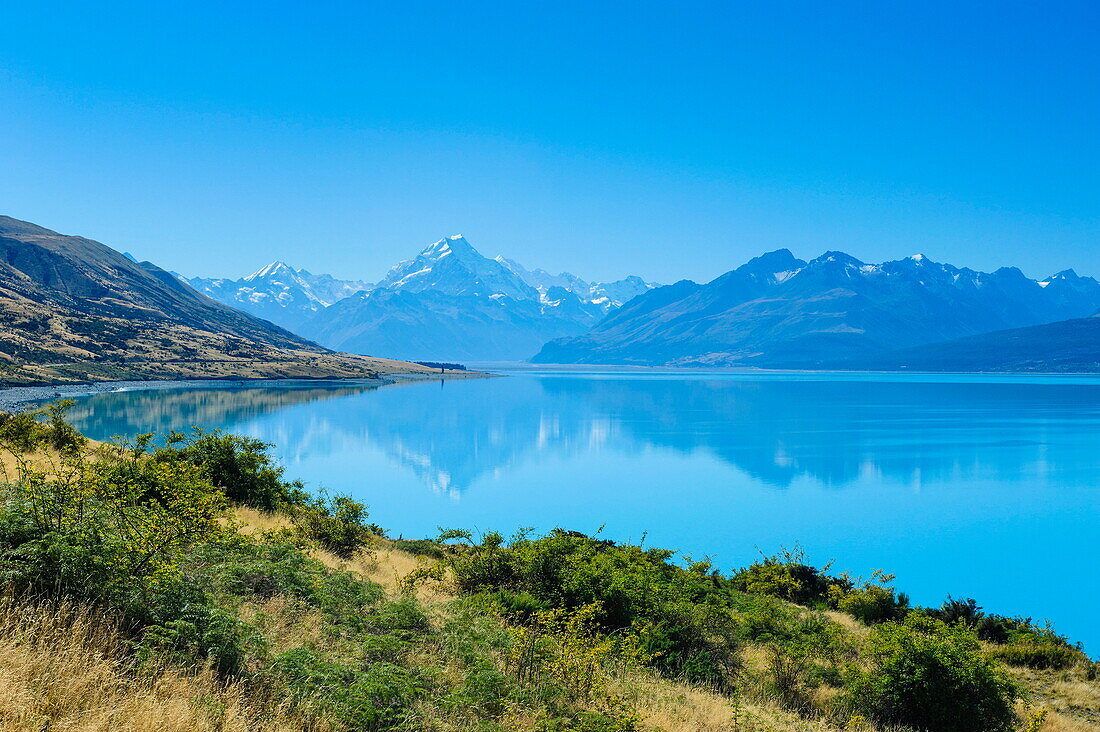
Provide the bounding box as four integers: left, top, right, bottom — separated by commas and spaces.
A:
61, 370, 1100, 655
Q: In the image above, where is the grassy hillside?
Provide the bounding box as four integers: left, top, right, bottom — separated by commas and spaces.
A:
0, 215, 440, 385
0, 403, 1096, 731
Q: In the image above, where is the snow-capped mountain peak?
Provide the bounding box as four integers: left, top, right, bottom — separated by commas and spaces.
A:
533, 248, 1100, 368
187, 261, 372, 331
191, 234, 659, 361
377, 235, 537, 300
246, 260, 298, 281
811, 250, 865, 267
421, 234, 477, 259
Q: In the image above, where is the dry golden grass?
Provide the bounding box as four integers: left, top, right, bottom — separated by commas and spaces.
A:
612, 670, 871, 732
233, 506, 446, 602
1007, 663, 1100, 731
0, 436, 110, 487
613, 672, 737, 731
825, 609, 868, 637
0, 596, 309, 732
1033, 711, 1100, 732
0, 450, 53, 484
238, 595, 330, 657
1048, 677, 1100, 713
233, 505, 295, 534
4, 502, 1094, 732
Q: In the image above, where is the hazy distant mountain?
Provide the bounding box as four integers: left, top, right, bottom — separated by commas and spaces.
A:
304, 289, 587, 362
192, 235, 657, 361
533, 250, 1100, 367
304, 236, 657, 361
187, 262, 371, 332
494, 255, 659, 312
588, 276, 659, 309
0, 215, 428, 385
837, 313, 1100, 373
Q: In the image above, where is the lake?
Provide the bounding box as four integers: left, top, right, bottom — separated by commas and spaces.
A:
60, 369, 1100, 655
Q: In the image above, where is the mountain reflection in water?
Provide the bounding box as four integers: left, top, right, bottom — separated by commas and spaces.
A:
65, 372, 1100, 496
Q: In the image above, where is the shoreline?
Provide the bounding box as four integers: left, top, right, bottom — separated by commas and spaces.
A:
501, 361, 1100, 377
0, 371, 493, 412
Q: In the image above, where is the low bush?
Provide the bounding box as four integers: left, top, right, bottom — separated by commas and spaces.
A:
731, 547, 846, 606
390, 537, 447, 559
738, 598, 847, 711
442, 528, 743, 688
988, 642, 1082, 670
155, 429, 306, 510
926, 595, 1081, 662
275, 648, 428, 730
836, 571, 909, 625
842, 615, 1019, 732
292, 492, 376, 559
0, 400, 86, 454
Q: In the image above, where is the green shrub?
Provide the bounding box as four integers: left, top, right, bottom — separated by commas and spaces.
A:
837, 571, 909, 625
926, 596, 1080, 660
155, 429, 305, 510
136, 601, 258, 676
842, 615, 1019, 732
731, 548, 848, 606
444, 528, 742, 688
736, 597, 847, 710
390, 538, 446, 559
0, 438, 228, 620
293, 493, 375, 559
274, 648, 427, 730
988, 642, 1082, 670
0, 400, 86, 455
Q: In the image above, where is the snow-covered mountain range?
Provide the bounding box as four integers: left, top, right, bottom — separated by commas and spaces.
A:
533, 249, 1100, 367
186, 263, 371, 332
493, 255, 655, 312
185, 236, 1100, 370
186, 235, 659, 361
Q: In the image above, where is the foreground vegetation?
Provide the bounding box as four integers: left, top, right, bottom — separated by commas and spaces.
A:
0, 403, 1096, 731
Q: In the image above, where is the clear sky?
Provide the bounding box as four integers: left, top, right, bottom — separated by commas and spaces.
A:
1, 1, 1098, 284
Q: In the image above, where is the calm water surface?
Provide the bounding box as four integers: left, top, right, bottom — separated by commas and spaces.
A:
61, 370, 1100, 654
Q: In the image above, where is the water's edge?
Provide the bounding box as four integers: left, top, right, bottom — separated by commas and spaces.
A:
0, 372, 494, 413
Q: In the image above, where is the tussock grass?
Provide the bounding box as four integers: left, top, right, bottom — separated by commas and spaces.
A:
234, 506, 444, 601
0, 597, 304, 732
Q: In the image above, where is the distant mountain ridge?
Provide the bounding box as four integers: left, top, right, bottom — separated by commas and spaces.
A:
0, 215, 433, 385
834, 313, 1100, 373
186, 263, 371, 332
303, 236, 659, 361
192, 235, 659, 362
533, 249, 1100, 367
493, 255, 656, 312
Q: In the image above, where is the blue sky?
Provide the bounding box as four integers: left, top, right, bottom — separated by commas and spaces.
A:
1, 1, 1098, 283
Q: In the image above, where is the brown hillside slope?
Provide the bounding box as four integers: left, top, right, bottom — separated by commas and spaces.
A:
0, 216, 436, 384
